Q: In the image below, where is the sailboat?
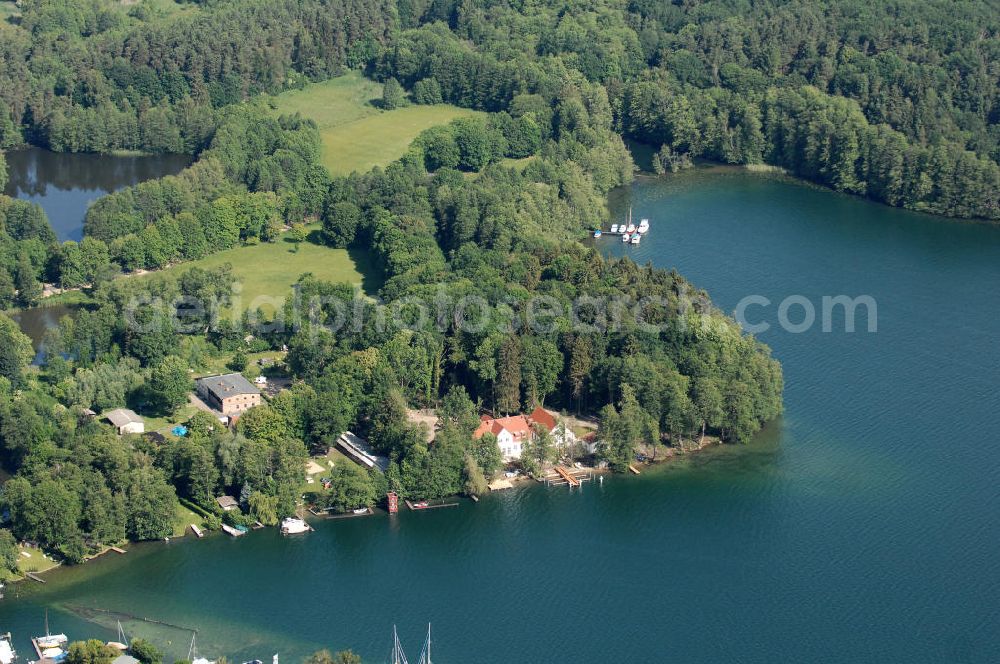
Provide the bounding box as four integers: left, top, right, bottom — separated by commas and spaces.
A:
188, 633, 215, 664
416, 624, 432, 664
388, 625, 409, 664
33, 610, 68, 662
107, 621, 129, 651
625, 206, 637, 234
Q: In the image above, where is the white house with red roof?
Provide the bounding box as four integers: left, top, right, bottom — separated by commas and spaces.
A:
473, 406, 560, 461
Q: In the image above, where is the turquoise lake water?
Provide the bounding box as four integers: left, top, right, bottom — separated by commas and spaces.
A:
2, 167, 998, 662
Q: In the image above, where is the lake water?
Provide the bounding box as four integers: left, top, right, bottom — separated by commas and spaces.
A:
10, 303, 75, 363
2, 168, 999, 663
3, 147, 192, 241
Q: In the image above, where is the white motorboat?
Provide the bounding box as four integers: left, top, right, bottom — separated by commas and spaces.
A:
630, 234, 641, 244
1, 634, 15, 664
621, 232, 631, 242
281, 517, 310, 534
637, 218, 650, 234
610, 224, 619, 233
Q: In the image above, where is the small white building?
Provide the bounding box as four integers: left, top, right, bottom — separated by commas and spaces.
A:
104, 408, 145, 435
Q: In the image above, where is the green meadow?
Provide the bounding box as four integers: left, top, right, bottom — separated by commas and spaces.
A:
269, 72, 480, 175
135, 226, 381, 308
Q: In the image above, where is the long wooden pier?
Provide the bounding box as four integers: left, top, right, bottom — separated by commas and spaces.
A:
404, 499, 459, 511
554, 466, 581, 487
325, 507, 375, 520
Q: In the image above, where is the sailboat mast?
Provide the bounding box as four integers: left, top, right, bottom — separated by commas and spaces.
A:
426, 624, 430, 664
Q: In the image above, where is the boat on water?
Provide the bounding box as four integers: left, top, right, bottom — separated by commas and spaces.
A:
221, 524, 246, 537
610, 224, 619, 233
637, 218, 650, 234
626, 223, 637, 234
412, 501, 429, 509
280, 517, 310, 534
188, 633, 215, 664
32, 634, 68, 662
1, 633, 16, 664
630, 234, 641, 245
352, 507, 369, 515
388, 623, 434, 664
593, 229, 602, 238
621, 232, 631, 242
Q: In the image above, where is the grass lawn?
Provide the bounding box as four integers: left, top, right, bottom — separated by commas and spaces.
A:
269, 72, 481, 176
16, 545, 60, 575
142, 402, 198, 435
135, 226, 382, 309
172, 502, 205, 538
300, 447, 353, 498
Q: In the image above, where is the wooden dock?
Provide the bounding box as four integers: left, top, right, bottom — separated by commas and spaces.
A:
25, 572, 46, 583
628, 464, 641, 475
543, 466, 595, 487
404, 499, 459, 511
190, 524, 204, 538
325, 507, 374, 520
554, 466, 581, 487
487, 478, 513, 491
109, 545, 127, 554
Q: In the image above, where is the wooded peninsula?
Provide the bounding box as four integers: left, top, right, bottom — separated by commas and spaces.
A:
1, 0, 996, 576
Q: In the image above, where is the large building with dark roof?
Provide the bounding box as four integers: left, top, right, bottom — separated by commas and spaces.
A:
196, 373, 262, 416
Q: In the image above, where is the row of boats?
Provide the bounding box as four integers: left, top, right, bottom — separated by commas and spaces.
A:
220, 517, 311, 538
593, 208, 650, 244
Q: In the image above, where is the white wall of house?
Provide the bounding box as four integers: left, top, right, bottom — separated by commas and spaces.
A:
496, 429, 523, 461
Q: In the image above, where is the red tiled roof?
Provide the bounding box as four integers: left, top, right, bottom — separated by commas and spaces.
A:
528, 406, 557, 432
473, 414, 533, 439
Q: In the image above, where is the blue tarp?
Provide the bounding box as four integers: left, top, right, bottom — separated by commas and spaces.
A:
172, 425, 188, 437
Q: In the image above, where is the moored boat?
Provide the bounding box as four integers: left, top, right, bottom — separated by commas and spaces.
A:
593, 229, 602, 238
610, 224, 619, 233
637, 218, 650, 234
630, 234, 641, 244
1, 633, 15, 664
280, 517, 310, 534
353, 507, 369, 515
221, 524, 245, 537
626, 223, 637, 234
621, 232, 631, 242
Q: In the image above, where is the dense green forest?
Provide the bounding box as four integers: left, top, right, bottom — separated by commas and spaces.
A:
0, 0, 998, 304
2, 0, 996, 566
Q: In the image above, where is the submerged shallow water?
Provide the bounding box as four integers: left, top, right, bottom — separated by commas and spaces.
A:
2, 168, 999, 663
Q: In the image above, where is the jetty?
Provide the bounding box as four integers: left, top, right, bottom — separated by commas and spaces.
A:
543, 466, 595, 487
554, 466, 581, 487
190, 524, 204, 538
26, 572, 46, 583
324, 507, 374, 520
405, 499, 459, 511
109, 546, 127, 554
487, 478, 513, 491
628, 464, 642, 475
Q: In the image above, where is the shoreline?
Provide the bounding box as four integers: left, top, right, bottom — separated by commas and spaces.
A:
5, 436, 728, 586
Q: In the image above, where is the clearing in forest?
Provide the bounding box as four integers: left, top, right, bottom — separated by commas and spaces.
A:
269, 72, 480, 175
